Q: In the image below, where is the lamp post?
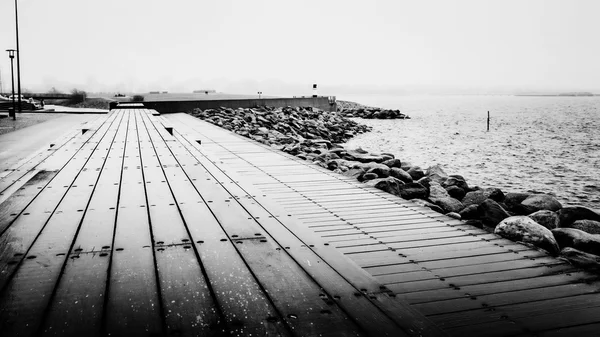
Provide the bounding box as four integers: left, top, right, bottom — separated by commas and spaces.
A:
14, 0, 22, 114
6, 49, 16, 120
258, 91, 262, 99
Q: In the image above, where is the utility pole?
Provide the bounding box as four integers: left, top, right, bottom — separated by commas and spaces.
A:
7, 49, 16, 120
15, 0, 22, 113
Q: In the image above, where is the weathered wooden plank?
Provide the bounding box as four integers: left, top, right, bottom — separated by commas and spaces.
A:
40, 111, 130, 336
0, 112, 120, 292
104, 110, 163, 336
136, 110, 220, 335
168, 118, 444, 336
0, 111, 124, 336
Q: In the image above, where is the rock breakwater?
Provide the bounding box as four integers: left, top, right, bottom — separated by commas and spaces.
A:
337, 100, 410, 119
188, 106, 600, 271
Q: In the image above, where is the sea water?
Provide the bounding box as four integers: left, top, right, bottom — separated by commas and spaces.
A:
340, 95, 600, 210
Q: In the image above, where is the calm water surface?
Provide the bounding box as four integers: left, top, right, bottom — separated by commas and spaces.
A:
340, 95, 600, 210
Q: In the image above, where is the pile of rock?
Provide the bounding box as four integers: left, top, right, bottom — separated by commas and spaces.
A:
325, 154, 600, 270
188, 106, 600, 271
341, 107, 410, 120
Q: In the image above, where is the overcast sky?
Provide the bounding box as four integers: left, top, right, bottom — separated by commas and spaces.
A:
0, 0, 598, 94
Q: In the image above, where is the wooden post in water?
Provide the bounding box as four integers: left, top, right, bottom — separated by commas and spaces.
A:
487, 111, 490, 131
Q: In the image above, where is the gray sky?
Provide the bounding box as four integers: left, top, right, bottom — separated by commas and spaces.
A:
1, 0, 599, 94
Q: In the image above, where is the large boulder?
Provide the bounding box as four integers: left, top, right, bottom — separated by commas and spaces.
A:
459, 204, 480, 220
342, 168, 365, 181
462, 188, 505, 207
557, 206, 600, 227
478, 199, 511, 227
569, 220, 600, 235
406, 166, 425, 181
560, 247, 600, 270
366, 165, 391, 178
365, 177, 404, 196
445, 186, 466, 201
397, 183, 429, 200
389, 167, 413, 183
382, 158, 402, 168
528, 210, 560, 230
552, 228, 600, 256
429, 181, 464, 213
495, 216, 560, 255
442, 175, 470, 192
425, 164, 449, 184
521, 194, 562, 212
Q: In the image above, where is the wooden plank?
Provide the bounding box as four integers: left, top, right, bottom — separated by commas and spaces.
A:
0, 112, 120, 292
0, 111, 123, 336
167, 117, 445, 336
136, 110, 220, 335
396, 269, 596, 305
40, 111, 130, 336
104, 110, 163, 336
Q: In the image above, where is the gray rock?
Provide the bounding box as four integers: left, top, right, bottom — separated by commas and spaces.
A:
459, 204, 480, 220
416, 176, 432, 189
342, 168, 365, 181
389, 167, 413, 183
528, 210, 559, 230
446, 212, 461, 220
462, 188, 505, 207
503, 192, 531, 212
425, 164, 448, 180
397, 183, 429, 200
521, 194, 562, 212
478, 199, 511, 227
552, 228, 600, 256
429, 181, 465, 213
495, 216, 560, 255
367, 166, 391, 178
570, 220, 600, 235
365, 177, 403, 196
558, 206, 600, 227
411, 198, 444, 214
406, 166, 425, 181
382, 158, 402, 168
445, 186, 466, 201
442, 175, 470, 192
560, 247, 600, 269
362, 172, 378, 180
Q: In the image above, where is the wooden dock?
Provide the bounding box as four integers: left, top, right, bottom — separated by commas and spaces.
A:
0, 108, 599, 336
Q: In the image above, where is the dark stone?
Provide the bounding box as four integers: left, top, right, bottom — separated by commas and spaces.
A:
560, 247, 600, 270
406, 166, 425, 181
342, 168, 365, 181
425, 164, 448, 179
429, 182, 464, 213
521, 194, 562, 212
557, 206, 600, 227
442, 175, 470, 192
411, 198, 444, 214
495, 216, 560, 255
445, 186, 466, 200
528, 210, 559, 230
389, 167, 413, 183
362, 172, 378, 180
459, 204, 480, 220
462, 188, 504, 207
569, 220, 600, 235
478, 199, 511, 227
382, 158, 402, 168
397, 183, 429, 200
367, 166, 391, 178
552, 228, 600, 256
416, 177, 432, 189
365, 177, 403, 196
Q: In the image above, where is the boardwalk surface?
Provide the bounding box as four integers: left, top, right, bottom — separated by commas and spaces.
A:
0, 108, 598, 337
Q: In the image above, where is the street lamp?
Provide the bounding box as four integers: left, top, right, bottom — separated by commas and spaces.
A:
258, 91, 262, 99
14, 0, 22, 114
6, 49, 16, 120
